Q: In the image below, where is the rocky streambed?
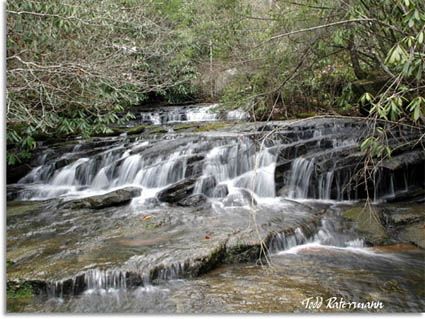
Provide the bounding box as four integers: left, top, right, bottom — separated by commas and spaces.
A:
6, 106, 425, 313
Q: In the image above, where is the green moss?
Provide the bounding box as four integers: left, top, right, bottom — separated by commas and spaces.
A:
296, 112, 317, 119
344, 205, 388, 245
208, 249, 217, 259
174, 123, 199, 131
7, 201, 44, 218
127, 125, 150, 135
224, 245, 261, 264
149, 127, 168, 134
7, 281, 33, 299
194, 123, 228, 132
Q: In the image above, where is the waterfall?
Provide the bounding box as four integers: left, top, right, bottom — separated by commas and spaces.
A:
16, 138, 193, 200
194, 140, 276, 198
318, 170, 334, 200
186, 104, 219, 122
136, 104, 219, 125
84, 269, 128, 292
12, 117, 422, 203
287, 158, 315, 199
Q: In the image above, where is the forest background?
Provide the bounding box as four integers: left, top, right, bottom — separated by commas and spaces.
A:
6, 0, 425, 164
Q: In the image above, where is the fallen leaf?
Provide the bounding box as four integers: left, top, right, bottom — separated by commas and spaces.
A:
140, 215, 151, 222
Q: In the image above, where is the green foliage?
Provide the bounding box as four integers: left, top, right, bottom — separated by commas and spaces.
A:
7, 281, 33, 299
6, 0, 424, 164
6, 0, 205, 160
361, 136, 392, 158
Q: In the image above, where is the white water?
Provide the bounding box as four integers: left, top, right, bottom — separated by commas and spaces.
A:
194, 139, 276, 199
17, 139, 193, 201
139, 104, 220, 125
287, 158, 315, 199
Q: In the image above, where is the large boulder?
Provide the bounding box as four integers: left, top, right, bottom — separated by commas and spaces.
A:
60, 187, 142, 210
156, 179, 196, 203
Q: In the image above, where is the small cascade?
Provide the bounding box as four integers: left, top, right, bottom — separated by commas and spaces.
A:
136, 104, 220, 125
287, 158, 315, 199
194, 139, 276, 198
185, 104, 219, 122
270, 210, 366, 255
226, 109, 250, 121
268, 227, 311, 253
51, 158, 90, 186
84, 269, 128, 292
16, 138, 194, 200
318, 170, 334, 200
153, 262, 186, 282
140, 112, 162, 125
18, 164, 55, 184
131, 151, 189, 188
373, 169, 396, 202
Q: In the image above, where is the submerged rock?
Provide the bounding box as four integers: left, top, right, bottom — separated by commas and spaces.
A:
223, 189, 257, 207
60, 187, 142, 210
178, 194, 209, 207
212, 184, 229, 198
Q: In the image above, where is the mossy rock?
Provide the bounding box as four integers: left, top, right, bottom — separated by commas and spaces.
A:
193, 123, 229, 132
173, 123, 200, 131
149, 127, 168, 134
296, 112, 317, 119
343, 205, 389, 245
127, 125, 150, 135
399, 223, 425, 249
7, 281, 34, 299
7, 201, 45, 218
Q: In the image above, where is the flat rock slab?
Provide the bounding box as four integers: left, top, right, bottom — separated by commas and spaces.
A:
59, 187, 142, 210
6, 198, 326, 294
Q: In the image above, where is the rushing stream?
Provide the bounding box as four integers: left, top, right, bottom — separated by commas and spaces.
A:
6, 104, 425, 313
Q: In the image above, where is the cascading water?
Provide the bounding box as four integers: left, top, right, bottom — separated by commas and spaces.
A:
287, 158, 315, 199
135, 104, 220, 125
16, 138, 195, 200
194, 139, 276, 199
84, 270, 128, 292
7, 116, 424, 311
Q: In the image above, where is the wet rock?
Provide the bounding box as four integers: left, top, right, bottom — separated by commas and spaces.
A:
127, 125, 148, 135
380, 204, 424, 248
388, 212, 422, 226
212, 184, 229, 198
156, 179, 196, 203
399, 223, 425, 249
60, 187, 142, 209
223, 189, 257, 207
178, 194, 209, 207
386, 186, 425, 203
382, 150, 425, 171
7, 185, 26, 201
276, 186, 290, 197
343, 206, 389, 245
194, 176, 216, 197
6, 201, 46, 219
7, 163, 33, 184
143, 197, 160, 209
